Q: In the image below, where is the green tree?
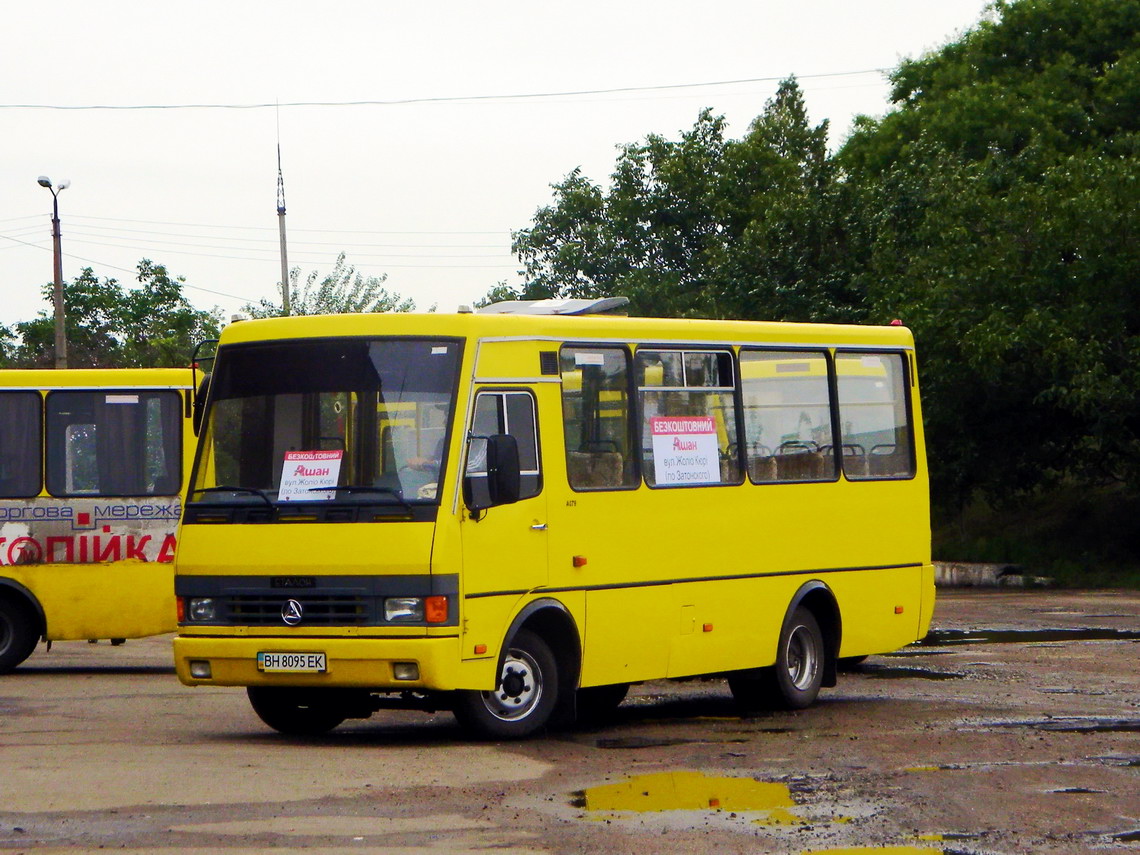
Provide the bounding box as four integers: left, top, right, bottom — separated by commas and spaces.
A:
10, 261, 221, 368
244, 253, 415, 318
839, 0, 1140, 507
512, 79, 863, 322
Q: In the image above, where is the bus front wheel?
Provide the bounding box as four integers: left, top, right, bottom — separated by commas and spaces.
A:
730, 606, 825, 711
453, 629, 558, 739
246, 686, 348, 736
0, 598, 39, 674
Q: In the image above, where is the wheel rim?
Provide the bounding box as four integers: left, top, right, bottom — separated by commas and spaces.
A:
784, 623, 820, 691
480, 646, 543, 722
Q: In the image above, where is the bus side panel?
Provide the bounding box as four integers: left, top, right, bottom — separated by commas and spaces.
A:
28, 562, 176, 640
666, 576, 797, 679
830, 564, 928, 659
580, 586, 671, 686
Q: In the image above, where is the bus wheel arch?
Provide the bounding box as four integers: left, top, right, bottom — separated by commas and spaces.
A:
454, 599, 581, 738
729, 581, 839, 712
0, 583, 45, 674
788, 581, 841, 690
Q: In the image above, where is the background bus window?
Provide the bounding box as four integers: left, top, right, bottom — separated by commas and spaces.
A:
636, 349, 741, 487
740, 350, 836, 483
560, 346, 637, 490
835, 352, 915, 480
45, 391, 182, 497
0, 391, 43, 498
466, 390, 542, 504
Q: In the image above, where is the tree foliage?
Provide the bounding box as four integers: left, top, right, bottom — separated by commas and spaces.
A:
244, 253, 415, 318
511, 80, 865, 323
839, 0, 1140, 507
3, 260, 221, 369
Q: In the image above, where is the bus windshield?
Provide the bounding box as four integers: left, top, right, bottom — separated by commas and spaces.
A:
192, 337, 462, 504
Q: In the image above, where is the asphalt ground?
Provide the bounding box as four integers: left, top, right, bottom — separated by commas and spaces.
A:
1, 589, 1137, 854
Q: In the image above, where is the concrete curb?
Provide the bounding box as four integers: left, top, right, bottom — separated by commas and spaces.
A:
934, 561, 1054, 588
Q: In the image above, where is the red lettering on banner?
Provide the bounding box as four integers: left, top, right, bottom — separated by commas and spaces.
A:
46, 536, 75, 563
95, 535, 121, 562
156, 534, 177, 563
126, 535, 152, 561
7, 536, 43, 565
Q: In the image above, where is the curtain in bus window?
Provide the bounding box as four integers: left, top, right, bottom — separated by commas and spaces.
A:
739, 350, 836, 483
835, 352, 915, 480
0, 391, 42, 498
47, 391, 181, 497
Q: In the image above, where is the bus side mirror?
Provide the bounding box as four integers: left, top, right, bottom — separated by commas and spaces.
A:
192, 374, 211, 436
464, 434, 522, 512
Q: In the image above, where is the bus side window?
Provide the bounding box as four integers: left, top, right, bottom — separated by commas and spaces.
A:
45, 390, 182, 497
0, 391, 43, 498
835, 352, 915, 480
467, 391, 542, 501
636, 348, 742, 488
560, 346, 638, 491
740, 349, 836, 483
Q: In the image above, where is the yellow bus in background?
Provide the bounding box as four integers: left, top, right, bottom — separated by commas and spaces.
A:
173, 299, 933, 738
0, 368, 196, 672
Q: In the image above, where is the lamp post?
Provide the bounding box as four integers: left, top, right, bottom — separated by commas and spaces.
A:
37, 175, 69, 369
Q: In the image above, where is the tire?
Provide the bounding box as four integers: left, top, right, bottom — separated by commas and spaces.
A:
729, 606, 825, 712
0, 598, 40, 675
453, 629, 558, 739
246, 686, 349, 736
576, 683, 629, 725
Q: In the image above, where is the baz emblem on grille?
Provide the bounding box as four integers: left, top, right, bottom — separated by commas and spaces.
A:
281, 599, 304, 626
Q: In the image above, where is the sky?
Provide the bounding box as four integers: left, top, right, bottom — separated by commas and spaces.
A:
1, 1, 993, 328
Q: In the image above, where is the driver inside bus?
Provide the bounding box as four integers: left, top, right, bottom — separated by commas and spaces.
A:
396, 433, 444, 500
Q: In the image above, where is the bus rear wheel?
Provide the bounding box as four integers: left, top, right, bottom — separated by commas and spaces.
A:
453, 629, 558, 739
730, 606, 825, 711
0, 598, 39, 674
246, 686, 349, 735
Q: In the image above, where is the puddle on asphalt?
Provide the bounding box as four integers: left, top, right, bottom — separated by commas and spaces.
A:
991, 717, 1140, 734
573, 771, 815, 825
920, 627, 1140, 646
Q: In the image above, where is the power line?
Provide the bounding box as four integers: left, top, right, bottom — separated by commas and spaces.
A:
67, 214, 509, 236
0, 69, 887, 112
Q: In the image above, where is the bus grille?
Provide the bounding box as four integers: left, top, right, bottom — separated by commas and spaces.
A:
224, 594, 373, 625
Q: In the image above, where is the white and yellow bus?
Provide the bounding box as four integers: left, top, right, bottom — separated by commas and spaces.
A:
0, 368, 197, 672
173, 299, 933, 738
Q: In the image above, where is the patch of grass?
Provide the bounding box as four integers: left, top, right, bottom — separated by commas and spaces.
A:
933, 484, 1140, 588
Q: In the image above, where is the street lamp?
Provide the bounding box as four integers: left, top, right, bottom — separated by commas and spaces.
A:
37, 175, 70, 369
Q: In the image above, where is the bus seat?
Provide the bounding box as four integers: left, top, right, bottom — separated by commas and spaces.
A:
869, 444, 901, 477
567, 451, 624, 489
749, 455, 777, 482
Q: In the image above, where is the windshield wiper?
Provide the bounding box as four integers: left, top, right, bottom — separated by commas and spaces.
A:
193, 485, 274, 508
313, 484, 412, 510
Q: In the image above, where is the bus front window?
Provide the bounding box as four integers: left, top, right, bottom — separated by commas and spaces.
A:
192, 338, 461, 505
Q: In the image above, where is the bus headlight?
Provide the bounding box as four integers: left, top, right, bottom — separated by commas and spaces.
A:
188, 597, 217, 622
384, 597, 424, 621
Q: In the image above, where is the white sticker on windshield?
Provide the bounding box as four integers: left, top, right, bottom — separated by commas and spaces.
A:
278, 450, 344, 501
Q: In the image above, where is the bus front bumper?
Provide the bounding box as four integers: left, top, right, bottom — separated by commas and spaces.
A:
173, 634, 465, 690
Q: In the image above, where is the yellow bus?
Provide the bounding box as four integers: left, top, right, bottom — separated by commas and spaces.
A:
173, 299, 933, 738
0, 368, 197, 673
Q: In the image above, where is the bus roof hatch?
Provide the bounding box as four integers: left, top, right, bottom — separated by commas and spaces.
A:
477, 297, 629, 316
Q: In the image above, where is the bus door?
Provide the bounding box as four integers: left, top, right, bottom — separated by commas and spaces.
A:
459, 388, 548, 617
